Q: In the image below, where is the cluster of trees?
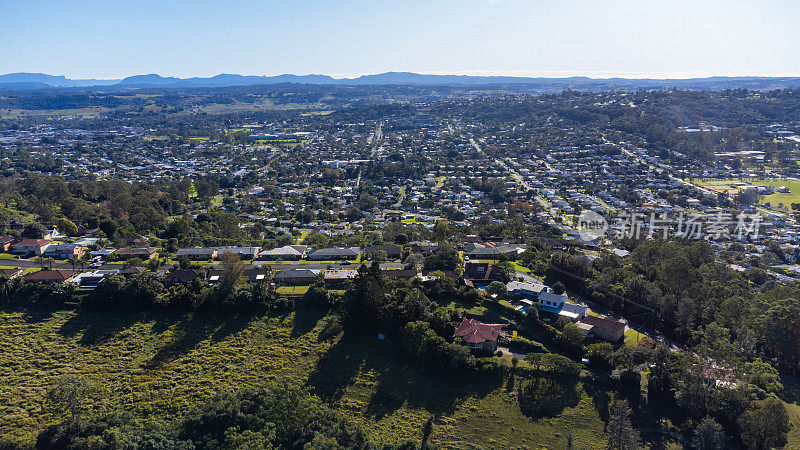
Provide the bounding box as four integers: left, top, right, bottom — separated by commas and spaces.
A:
646, 347, 791, 449
400, 321, 475, 373
36, 381, 375, 449
540, 238, 800, 378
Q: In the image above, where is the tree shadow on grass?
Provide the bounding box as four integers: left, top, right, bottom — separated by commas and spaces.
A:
307, 333, 366, 402
365, 363, 503, 419
0, 304, 64, 325
291, 304, 328, 338
20, 306, 61, 324
58, 308, 160, 346
144, 308, 263, 370
307, 333, 503, 420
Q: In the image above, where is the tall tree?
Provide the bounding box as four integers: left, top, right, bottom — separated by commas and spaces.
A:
691, 417, 727, 450
606, 397, 641, 450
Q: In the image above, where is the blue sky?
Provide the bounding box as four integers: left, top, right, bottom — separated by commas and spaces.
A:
1, 0, 798, 79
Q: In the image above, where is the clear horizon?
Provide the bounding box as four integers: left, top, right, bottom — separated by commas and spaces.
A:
7, 70, 800, 81
2, 0, 799, 79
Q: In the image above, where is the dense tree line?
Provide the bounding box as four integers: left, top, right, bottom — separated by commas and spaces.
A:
36, 382, 378, 449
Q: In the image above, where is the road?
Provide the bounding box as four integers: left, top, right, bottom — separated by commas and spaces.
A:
0, 258, 405, 272
369, 121, 384, 158
392, 186, 405, 208
469, 137, 486, 158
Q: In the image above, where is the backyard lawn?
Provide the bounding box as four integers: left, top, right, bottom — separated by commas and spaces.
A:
275, 285, 310, 296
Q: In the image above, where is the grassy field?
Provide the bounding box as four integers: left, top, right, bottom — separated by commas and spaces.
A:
760, 179, 800, 206
694, 178, 800, 207
0, 306, 611, 448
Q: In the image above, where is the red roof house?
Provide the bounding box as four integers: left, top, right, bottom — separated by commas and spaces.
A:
454, 318, 503, 353
11, 239, 52, 256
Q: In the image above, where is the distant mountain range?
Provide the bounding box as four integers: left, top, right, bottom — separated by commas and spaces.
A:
2, 71, 800, 91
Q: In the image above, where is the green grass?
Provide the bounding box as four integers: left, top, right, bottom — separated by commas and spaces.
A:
624, 327, 644, 347
509, 261, 533, 275
0, 254, 18, 260
783, 401, 800, 448
297, 229, 310, 244
275, 285, 310, 296
0, 307, 330, 445
760, 179, 800, 207
0, 306, 611, 448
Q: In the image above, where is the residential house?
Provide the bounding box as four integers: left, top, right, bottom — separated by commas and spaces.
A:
257, 245, 308, 261
120, 266, 147, 277
72, 269, 121, 287
506, 281, 548, 300
410, 241, 439, 256
0, 236, 17, 252
537, 292, 587, 321
454, 318, 503, 353
324, 269, 358, 288
176, 247, 218, 261
0, 267, 23, 278
10, 239, 52, 256
306, 247, 359, 261
274, 269, 318, 285
244, 267, 269, 282
24, 269, 75, 284
116, 247, 158, 260
576, 315, 626, 342
216, 246, 260, 260
43, 243, 85, 259
163, 268, 203, 286
381, 269, 418, 281
464, 262, 502, 287
465, 243, 523, 260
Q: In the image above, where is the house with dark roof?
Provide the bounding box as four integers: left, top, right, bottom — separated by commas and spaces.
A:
162, 268, 203, 286
121, 266, 147, 277
381, 269, 418, 281
576, 315, 626, 342
116, 247, 158, 260
464, 262, 502, 287
454, 318, 503, 353
306, 247, 359, 261
244, 268, 269, 282
409, 241, 439, 256
274, 269, 318, 285
0, 267, 23, 278
24, 269, 75, 284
